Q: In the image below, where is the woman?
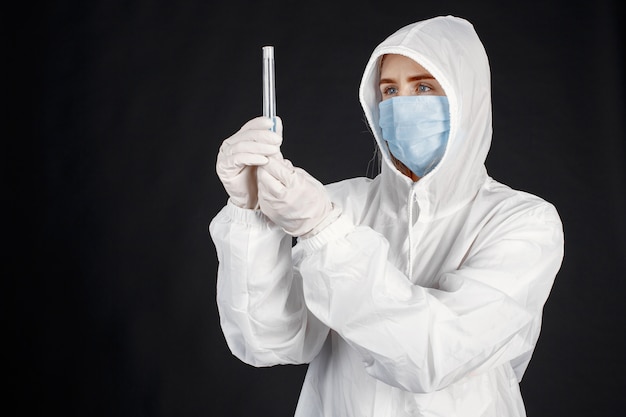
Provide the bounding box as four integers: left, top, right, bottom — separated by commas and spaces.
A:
210, 15, 564, 416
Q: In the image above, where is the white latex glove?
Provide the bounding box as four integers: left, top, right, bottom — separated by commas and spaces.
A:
216, 117, 283, 208
257, 157, 333, 237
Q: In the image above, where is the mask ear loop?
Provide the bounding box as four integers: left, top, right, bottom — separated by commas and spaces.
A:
365, 136, 382, 179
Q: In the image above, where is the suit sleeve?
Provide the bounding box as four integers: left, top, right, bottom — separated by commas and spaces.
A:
209, 201, 329, 367
296, 202, 564, 393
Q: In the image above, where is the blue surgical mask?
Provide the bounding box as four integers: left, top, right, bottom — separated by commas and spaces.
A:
378, 96, 450, 177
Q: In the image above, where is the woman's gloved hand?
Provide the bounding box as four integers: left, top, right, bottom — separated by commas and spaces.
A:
216, 117, 283, 208
257, 157, 334, 237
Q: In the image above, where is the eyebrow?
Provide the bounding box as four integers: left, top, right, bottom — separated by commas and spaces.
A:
379, 75, 435, 85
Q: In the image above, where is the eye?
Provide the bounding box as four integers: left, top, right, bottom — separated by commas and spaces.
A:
381, 86, 398, 96
417, 84, 432, 93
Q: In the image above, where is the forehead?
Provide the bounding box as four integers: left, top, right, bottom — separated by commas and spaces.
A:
380, 54, 432, 76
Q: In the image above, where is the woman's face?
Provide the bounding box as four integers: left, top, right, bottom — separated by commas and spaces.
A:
378, 54, 447, 182
379, 54, 446, 100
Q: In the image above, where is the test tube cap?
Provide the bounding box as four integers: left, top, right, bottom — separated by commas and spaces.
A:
262, 46, 274, 59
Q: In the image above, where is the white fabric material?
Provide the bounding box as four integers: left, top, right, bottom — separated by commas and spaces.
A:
258, 157, 334, 237
209, 15, 564, 417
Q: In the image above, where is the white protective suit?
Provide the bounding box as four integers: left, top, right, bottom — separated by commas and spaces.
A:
209, 15, 564, 417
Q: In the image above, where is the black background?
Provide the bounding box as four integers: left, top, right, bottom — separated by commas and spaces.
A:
12, 0, 624, 416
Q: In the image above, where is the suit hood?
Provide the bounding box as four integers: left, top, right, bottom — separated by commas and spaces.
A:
359, 16, 492, 218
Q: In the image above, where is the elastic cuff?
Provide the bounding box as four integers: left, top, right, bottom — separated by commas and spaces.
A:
300, 204, 343, 239
225, 199, 270, 226
297, 213, 355, 253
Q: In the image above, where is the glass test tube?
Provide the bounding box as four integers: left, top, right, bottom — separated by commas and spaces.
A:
262, 46, 276, 131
